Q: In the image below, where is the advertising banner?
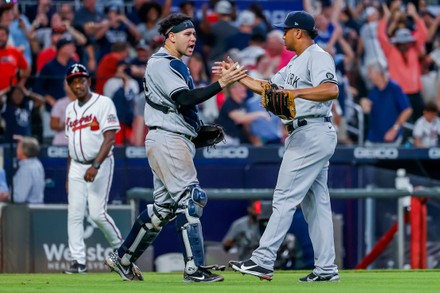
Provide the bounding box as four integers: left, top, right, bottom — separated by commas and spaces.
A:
2, 204, 153, 273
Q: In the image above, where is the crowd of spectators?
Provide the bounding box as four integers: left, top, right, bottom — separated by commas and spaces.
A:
0, 0, 440, 147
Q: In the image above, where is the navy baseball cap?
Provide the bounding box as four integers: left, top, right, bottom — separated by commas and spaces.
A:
66, 63, 90, 81
273, 11, 315, 31
56, 36, 74, 50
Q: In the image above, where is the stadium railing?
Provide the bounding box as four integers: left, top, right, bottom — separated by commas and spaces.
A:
126, 186, 440, 270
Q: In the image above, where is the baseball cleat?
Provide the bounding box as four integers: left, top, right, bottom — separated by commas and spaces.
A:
299, 272, 340, 282
63, 260, 88, 274
229, 259, 273, 281
183, 266, 224, 282
105, 251, 144, 281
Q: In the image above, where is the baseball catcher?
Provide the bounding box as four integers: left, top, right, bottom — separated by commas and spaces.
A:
261, 83, 296, 120
192, 124, 225, 148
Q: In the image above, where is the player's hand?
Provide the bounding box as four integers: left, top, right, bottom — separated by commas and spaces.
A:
212, 56, 236, 76
215, 57, 247, 88
217, 63, 247, 88
84, 167, 98, 182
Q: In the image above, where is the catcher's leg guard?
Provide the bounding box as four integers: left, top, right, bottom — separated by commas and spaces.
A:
176, 185, 207, 274
118, 204, 174, 265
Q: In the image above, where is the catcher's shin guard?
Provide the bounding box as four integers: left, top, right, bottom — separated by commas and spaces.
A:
176, 185, 208, 274
118, 204, 172, 264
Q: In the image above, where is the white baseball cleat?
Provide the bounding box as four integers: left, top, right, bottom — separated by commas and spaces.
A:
229, 259, 273, 281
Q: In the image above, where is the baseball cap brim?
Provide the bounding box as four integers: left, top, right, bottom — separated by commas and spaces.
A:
273, 23, 291, 29
66, 72, 89, 81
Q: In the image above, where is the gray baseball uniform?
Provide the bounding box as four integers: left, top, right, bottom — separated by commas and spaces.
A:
143, 47, 200, 200
114, 46, 213, 276
251, 44, 339, 276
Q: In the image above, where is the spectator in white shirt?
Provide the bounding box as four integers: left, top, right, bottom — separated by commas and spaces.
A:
413, 102, 440, 147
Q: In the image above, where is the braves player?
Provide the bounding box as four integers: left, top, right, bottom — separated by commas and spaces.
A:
105, 13, 246, 282
223, 11, 340, 282
62, 63, 131, 275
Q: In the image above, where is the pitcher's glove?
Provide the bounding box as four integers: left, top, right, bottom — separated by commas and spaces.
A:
261, 83, 296, 120
192, 124, 225, 148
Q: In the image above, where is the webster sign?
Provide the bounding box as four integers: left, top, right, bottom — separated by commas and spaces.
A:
30, 206, 133, 273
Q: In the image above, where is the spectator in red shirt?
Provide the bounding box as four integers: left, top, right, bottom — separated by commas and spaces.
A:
95, 41, 130, 94
0, 25, 30, 91
378, 2, 428, 122
36, 25, 80, 73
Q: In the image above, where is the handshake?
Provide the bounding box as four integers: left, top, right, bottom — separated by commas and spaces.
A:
211, 57, 248, 89
212, 57, 296, 120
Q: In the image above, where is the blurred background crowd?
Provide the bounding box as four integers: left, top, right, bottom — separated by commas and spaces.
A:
1, 0, 440, 148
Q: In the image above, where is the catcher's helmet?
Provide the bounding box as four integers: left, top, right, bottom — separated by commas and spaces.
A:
66, 63, 89, 82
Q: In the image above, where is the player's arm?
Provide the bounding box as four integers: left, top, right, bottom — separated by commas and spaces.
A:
289, 82, 339, 102
213, 59, 270, 94
173, 64, 247, 106
239, 75, 271, 95
173, 82, 222, 106
93, 130, 116, 167
83, 130, 116, 182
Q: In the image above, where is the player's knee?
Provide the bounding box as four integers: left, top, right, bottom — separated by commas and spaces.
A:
146, 204, 175, 230
88, 212, 106, 224
187, 184, 208, 208
187, 198, 203, 219
185, 185, 207, 220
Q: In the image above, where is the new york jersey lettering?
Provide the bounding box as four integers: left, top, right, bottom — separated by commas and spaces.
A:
286, 73, 300, 88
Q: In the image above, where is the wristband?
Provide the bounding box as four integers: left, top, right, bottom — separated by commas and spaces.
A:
92, 162, 101, 169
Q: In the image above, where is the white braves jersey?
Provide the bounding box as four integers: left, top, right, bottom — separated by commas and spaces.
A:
271, 44, 338, 121
65, 93, 120, 162
412, 116, 440, 147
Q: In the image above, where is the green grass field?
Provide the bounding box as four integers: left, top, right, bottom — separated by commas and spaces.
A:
0, 270, 439, 293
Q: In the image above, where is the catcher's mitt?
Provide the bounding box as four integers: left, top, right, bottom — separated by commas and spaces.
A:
261, 83, 296, 120
192, 124, 225, 148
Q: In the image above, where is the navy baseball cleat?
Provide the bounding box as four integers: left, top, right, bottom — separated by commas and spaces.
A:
105, 251, 144, 281
229, 259, 273, 281
299, 272, 340, 282
63, 260, 88, 274
183, 266, 224, 282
